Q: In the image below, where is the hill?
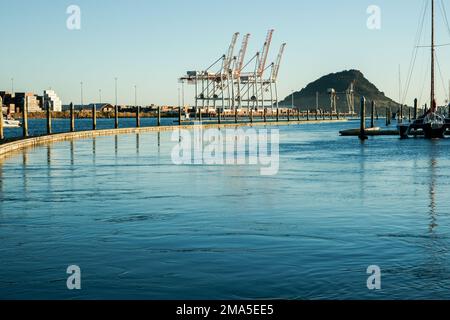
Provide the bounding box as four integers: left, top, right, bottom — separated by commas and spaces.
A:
280, 69, 399, 112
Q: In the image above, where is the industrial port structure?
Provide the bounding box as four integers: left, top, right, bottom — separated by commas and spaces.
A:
180, 30, 286, 114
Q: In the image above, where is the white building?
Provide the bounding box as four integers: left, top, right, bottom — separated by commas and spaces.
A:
44, 90, 62, 112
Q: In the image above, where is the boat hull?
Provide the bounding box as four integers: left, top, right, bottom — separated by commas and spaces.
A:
423, 123, 446, 139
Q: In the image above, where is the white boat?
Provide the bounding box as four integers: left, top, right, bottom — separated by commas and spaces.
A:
2, 118, 21, 128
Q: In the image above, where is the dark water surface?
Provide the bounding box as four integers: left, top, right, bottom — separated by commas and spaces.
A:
1, 121, 450, 300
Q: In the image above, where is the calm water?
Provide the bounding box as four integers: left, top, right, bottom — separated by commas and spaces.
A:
3, 118, 178, 140
1, 121, 450, 300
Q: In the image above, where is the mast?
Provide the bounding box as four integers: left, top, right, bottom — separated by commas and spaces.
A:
431, 0, 436, 111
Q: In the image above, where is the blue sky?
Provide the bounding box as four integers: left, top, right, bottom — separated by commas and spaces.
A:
1, 0, 450, 107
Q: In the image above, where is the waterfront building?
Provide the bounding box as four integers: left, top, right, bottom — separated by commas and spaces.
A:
43, 90, 62, 112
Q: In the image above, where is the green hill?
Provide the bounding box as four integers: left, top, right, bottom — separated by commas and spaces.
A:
280, 69, 399, 112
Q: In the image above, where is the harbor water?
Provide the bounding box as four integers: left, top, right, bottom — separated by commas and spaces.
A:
1, 121, 450, 300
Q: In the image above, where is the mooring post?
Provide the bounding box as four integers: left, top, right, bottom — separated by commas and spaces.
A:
235, 108, 238, 124
115, 105, 119, 129
306, 110, 310, 121
263, 108, 267, 123
276, 108, 279, 122
287, 109, 290, 122
250, 108, 253, 124
400, 105, 403, 123
23, 97, 29, 138
0, 96, 4, 140
70, 102, 75, 132
218, 108, 221, 124
46, 96, 52, 135
371, 101, 375, 128
322, 109, 325, 120
385, 107, 388, 126
414, 99, 418, 120
157, 106, 161, 126
315, 110, 318, 121
298, 109, 301, 121
136, 105, 140, 128
359, 97, 368, 140
92, 104, 97, 130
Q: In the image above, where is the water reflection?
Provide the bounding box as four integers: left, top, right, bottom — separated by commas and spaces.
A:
115, 135, 118, 155
136, 134, 140, 154
359, 143, 367, 203
22, 151, 28, 194
70, 140, 75, 167
428, 142, 439, 233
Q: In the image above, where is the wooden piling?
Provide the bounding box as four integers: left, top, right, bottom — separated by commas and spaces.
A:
23, 97, 28, 138
115, 105, 119, 129
276, 108, 279, 122
307, 110, 310, 121
157, 107, 161, 126
218, 108, 221, 124
250, 108, 253, 124
385, 107, 389, 126
414, 98, 418, 120
322, 109, 325, 120
235, 108, 238, 124
92, 104, 97, 130
315, 110, 318, 121
298, 109, 301, 121
371, 101, 375, 128
70, 102, 75, 132
264, 108, 267, 123
359, 97, 368, 140
136, 105, 141, 128
46, 97, 52, 135
0, 97, 3, 140
400, 105, 403, 123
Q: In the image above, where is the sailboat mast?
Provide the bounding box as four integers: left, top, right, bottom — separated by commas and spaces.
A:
431, 0, 436, 111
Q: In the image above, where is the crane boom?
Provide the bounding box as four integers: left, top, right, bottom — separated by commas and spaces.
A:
224, 32, 240, 74
271, 43, 286, 81
258, 29, 274, 77
234, 33, 251, 77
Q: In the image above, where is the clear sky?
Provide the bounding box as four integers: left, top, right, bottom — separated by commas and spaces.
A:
1, 0, 450, 107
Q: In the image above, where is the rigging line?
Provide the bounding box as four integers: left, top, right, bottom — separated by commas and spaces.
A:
435, 54, 448, 102
440, 0, 450, 37
403, 0, 428, 104
419, 54, 430, 107
416, 43, 450, 47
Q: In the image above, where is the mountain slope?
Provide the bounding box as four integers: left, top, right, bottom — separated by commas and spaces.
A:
281, 69, 399, 112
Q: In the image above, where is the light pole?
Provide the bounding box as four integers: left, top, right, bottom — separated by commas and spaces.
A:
114, 77, 119, 129
80, 82, 84, 108
181, 80, 185, 108
115, 78, 118, 106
